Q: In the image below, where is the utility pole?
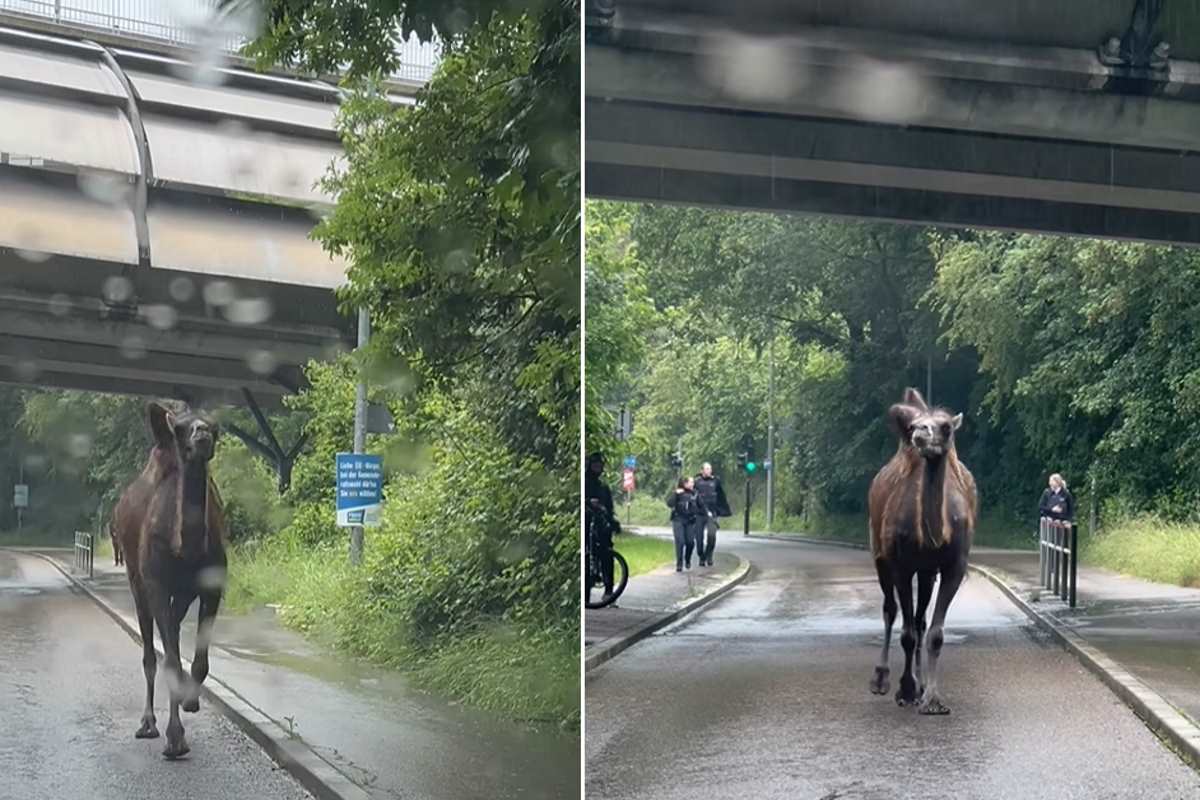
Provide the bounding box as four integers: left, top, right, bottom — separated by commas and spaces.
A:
766, 324, 775, 528
350, 307, 369, 566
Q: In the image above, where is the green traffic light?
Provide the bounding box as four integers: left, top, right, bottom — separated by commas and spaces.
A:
746, 462, 757, 474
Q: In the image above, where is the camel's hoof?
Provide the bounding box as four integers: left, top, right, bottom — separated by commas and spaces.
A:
918, 697, 950, 716
869, 667, 890, 695
162, 738, 190, 760
134, 722, 159, 739
895, 677, 919, 706
182, 697, 200, 713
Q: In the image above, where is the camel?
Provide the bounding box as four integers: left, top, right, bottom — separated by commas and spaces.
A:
112, 401, 228, 759
867, 387, 976, 715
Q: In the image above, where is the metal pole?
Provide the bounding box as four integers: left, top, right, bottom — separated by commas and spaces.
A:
766, 325, 775, 529
16, 460, 22, 539
1038, 517, 1045, 586
743, 477, 751, 537
1069, 523, 1078, 608
1089, 473, 1098, 537
349, 307, 369, 566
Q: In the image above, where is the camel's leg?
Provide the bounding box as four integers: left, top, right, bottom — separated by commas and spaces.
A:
149, 584, 192, 759
184, 589, 221, 713
919, 561, 966, 716
131, 583, 159, 739
869, 559, 896, 695
914, 570, 935, 694
894, 568, 919, 706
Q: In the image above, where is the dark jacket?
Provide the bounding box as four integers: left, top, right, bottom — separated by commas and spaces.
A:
667, 488, 707, 523
585, 472, 620, 534
1039, 487, 1075, 522
694, 474, 732, 517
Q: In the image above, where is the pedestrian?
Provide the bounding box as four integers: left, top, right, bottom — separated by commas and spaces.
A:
667, 476, 707, 571
694, 462, 731, 567
585, 452, 620, 604
1039, 473, 1075, 524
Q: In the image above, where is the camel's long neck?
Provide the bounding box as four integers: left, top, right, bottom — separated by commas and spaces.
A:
178, 460, 209, 554
921, 455, 947, 545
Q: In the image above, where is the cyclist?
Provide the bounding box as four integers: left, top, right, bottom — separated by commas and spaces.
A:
585, 451, 620, 605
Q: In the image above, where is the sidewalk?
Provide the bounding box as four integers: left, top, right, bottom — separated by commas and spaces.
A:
585, 531, 748, 669
971, 547, 1200, 729
34, 549, 578, 800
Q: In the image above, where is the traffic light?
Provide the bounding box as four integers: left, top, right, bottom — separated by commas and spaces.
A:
670, 452, 683, 469
745, 460, 758, 474
737, 451, 757, 475
737, 452, 747, 470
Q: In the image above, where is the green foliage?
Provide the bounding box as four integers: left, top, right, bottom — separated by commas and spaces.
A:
1085, 517, 1200, 588
614, 534, 676, 577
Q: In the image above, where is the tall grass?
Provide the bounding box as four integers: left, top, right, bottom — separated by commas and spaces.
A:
614, 533, 677, 575
1084, 516, 1200, 588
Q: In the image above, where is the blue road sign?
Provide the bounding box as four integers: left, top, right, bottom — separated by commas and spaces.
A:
624, 455, 637, 469
336, 453, 383, 527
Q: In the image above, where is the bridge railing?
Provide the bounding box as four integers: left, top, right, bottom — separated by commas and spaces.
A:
0, 0, 441, 83
1038, 517, 1077, 608
73, 530, 93, 579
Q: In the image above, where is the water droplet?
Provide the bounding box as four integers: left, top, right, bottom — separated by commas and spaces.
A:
699, 35, 805, 102
224, 297, 273, 325
77, 171, 132, 206
13, 360, 39, 381
197, 566, 227, 592
14, 224, 51, 262
48, 294, 71, 316
67, 433, 93, 458
15, 248, 52, 263
143, 304, 179, 330
103, 276, 134, 304
169, 277, 195, 303
203, 280, 236, 306
246, 349, 277, 375
443, 249, 472, 273
119, 334, 148, 360
840, 60, 928, 124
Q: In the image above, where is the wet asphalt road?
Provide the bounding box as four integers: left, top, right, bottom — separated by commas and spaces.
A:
585, 538, 1200, 800
0, 550, 311, 800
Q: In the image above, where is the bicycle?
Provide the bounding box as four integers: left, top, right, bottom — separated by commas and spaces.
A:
584, 510, 629, 609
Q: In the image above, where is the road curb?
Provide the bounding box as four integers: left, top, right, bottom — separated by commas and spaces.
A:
970, 561, 1200, 772
585, 554, 751, 672
12, 548, 371, 800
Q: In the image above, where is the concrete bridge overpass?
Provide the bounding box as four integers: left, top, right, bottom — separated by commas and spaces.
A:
0, 15, 421, 408
585, 0, 1200, 245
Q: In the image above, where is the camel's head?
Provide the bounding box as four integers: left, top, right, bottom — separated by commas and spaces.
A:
888, 387, 962, 460
148, 401, 220, 465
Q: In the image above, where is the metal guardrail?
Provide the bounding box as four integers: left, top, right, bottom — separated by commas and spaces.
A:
0, 0, 441, 83
73, 530, 93, 579
1038, 517, 1077, 608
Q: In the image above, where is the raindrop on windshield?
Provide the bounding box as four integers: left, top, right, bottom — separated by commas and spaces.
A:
224, 297, 273, 325
169, 277, 196, 303
203, 280, 236, 307
839, 59, 928, 124
699, 34, 805, 102
67, 433, 93, 459
13, 360, 39, 382
143, 304, 179, 331
119, 334, 148, 360
77, 170, 132, 206
246, 349, 277, 375
48, 294, 71, 316
103, 276, 135, 304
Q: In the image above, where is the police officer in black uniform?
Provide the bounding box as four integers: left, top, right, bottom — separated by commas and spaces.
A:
585, 452, 620, 603
694, 462, 732, 566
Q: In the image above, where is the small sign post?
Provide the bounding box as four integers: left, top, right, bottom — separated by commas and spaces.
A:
336, 453, 383, 528
622, 467, 636, 525
13, 484, 28, 508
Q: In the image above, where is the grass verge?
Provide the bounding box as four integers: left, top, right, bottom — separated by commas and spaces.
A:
615, 532, 676, 576
1083, 516, 1200, 588
222, 537, 579, 731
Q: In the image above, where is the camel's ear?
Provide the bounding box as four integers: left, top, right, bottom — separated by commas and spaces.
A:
147, 402, 175, 447
902, 387, 929, 411
950, 413, 963, 432
887, 403, 920, 439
